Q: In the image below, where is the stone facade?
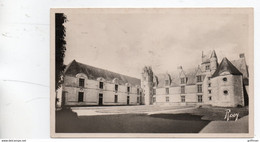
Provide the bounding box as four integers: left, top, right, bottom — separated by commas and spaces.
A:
62, 60, 142, 106
142, 50, 249, 107
61, 50, 248, 107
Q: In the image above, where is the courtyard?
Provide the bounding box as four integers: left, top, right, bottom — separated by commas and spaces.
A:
55, 105, 249, 133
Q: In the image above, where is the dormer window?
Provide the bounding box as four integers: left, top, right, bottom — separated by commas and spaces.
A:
197, 76, 202, 82
115, 84, 118, 92
99, 82, 103, 89
165, 80, 170, 86
181, 78, 186, 84
79, 78, 85, 87
206, 65, 210, 70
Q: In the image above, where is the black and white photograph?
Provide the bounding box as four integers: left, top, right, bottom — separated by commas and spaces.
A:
50, 8, 254, 137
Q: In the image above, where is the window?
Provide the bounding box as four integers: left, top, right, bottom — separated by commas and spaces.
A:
114, 95, 118, 103
166, 96, 169, 102
165, 80, 169, 86
99, 82, 103, 89
137, 88, 139, 95
79, 78, 85, 87
208, 90, 211, 94
153, 97, 156, 103
181, 78, 185, 84
223, 77, 227, 82
208, 83, 211, 87
137, 97, 140, 103
78, 92, 84, 102
153, 89, 156, 95
181, 96, 185, 102
127, 86, 130, 93
165, 88, 169, 94
198, 95, 203, 102
197, 76, 202, 82
115, 84, 118, 92
208, 77, 211, 80
209, 96, 212, 101
197, 84, 203, 93
206, 65, 210, 70
223, 90, 229, 95
181, 86, 185, 94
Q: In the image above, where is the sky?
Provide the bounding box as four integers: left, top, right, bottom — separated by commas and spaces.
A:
63, 9, 252, 78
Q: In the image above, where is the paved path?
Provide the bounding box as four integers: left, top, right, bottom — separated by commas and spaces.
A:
200, 115, 248, 133
71, 105, 196, 116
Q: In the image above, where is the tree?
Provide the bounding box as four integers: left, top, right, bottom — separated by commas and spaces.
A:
55, 13, 68, 91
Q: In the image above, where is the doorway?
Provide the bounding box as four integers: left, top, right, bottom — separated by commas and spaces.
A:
99, 93, 103, 106
127, 96, 130, 105
78, 92, 84, 102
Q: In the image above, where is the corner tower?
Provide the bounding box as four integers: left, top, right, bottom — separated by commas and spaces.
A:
141, 66, 154, 105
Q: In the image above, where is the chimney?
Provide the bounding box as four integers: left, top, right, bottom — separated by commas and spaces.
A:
177, 66, 182, 70
239, 53, 245, 58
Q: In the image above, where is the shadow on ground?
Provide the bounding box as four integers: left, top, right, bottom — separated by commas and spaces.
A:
56, 108, 210, 133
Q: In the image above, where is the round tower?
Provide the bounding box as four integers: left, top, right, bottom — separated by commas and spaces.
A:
141, 66, 154, 105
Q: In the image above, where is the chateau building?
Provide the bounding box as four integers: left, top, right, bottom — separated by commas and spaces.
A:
61, 50, 248, 107
142, 50, 249, 107
61, 60, 142, 106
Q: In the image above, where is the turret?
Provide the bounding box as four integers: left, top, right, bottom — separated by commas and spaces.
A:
210, 50, 218, 74
141, 66, 154, 105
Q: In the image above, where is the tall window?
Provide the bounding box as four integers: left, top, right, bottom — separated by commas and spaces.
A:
198, 95, 202, 102
79, 78, 85, 87
209, 96, 212, 101
153, 89, 156, 95
153, 97, 156, 103
137, 97, 140, 103
181, 96, 185, 102
181, 86, 185, 94
78, 92, 84, 102
115, 84, 118, 92
197, 84, 202, 93
197, 76, 202, 82
137, 88, 139, 95
99, 82, 103, 89
181, 78, 185, 84
114, 95, 118, 103
165, 80, 169, 86
127, 86, 130, 93
206, 65, 210, 70
166, 96, 169, 102
165, 88, 169, 94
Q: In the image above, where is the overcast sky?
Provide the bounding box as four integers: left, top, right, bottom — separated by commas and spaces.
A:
63, 9, 252, 78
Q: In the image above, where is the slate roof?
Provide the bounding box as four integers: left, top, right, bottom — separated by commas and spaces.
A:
156, 67, 200, 88
231, 58, 249, 79
65, 60, 141, 86
212, 57, 243, 78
